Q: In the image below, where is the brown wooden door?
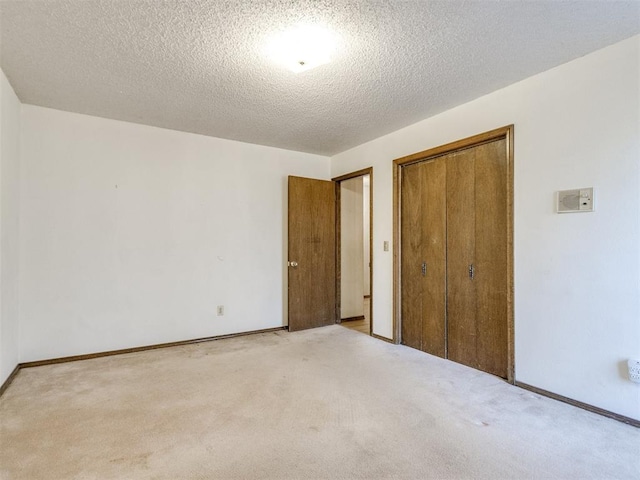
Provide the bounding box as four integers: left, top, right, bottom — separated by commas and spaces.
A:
447, 139, 508, 378
398, 135, 509, 379
421, 158, 447, 357
474, 139, 508, 377
446, 148, 478, 369
400, 159, 446, 357
288, 176, 337, 332
401, 162, 425, 350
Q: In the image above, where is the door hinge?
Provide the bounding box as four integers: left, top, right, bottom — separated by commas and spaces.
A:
421, 261, 427, 277
469, 264, 475, 279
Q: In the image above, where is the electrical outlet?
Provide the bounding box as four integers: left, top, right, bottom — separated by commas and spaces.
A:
217, 305, 224, 316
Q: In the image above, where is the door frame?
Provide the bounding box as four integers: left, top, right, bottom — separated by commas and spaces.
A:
392, 126, 515, 383
332, 167, 374, 336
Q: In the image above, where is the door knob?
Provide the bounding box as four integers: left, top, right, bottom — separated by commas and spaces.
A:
288, 261, 298, 268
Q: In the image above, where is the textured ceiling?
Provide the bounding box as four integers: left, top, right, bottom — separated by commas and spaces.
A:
1, 1, 638, 156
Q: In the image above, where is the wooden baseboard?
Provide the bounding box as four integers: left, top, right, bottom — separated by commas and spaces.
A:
17, 326, 288, 370
341, 315, 365, 322
515, 381, 639, 428
0, 364, 21, 397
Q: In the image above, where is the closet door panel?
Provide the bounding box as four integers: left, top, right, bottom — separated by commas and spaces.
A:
475, 139, 508, 378
446, 150, 477, 369
401, 162, 424, 350
421, 158, 447, 358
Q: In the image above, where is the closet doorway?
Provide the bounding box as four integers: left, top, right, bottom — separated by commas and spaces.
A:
334, 168, 373, 336
393, 126, 514, 381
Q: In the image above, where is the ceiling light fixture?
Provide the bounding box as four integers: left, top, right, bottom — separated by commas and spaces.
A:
267, 24, 337, 73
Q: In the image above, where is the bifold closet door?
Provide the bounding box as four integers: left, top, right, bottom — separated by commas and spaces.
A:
446, 148, 477, 369
446, 139, 508, 378
401, 158, 446, 357
474, 139, 508, 378
401, 162, 423, 351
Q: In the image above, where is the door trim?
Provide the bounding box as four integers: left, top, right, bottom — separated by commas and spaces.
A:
333, 167, 374, 336
392, 126, 514, 383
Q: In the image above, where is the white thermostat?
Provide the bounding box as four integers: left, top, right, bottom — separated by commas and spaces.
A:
557, 187, 594, 213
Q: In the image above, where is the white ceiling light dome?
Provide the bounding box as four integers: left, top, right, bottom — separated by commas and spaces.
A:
266, 24, 338, 73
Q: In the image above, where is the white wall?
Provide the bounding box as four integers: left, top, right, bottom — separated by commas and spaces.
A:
340, 177, 364, 318
19, 106, 329, 362
0, 69, 21, 385
331, 36, 640, 420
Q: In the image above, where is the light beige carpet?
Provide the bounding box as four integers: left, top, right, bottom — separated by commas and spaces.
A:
1, 325, 638, 479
